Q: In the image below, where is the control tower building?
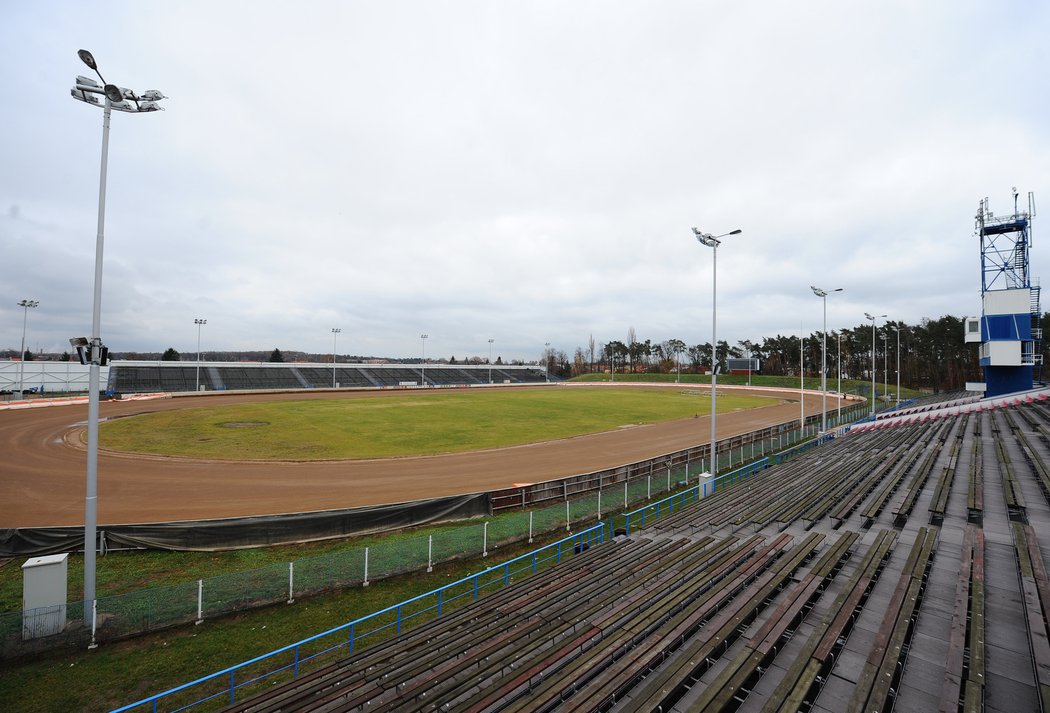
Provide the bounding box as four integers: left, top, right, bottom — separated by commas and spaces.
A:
964, 189, 1040, 398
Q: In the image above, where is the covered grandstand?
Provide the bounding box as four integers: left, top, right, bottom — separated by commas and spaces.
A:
106, 360, 550, 394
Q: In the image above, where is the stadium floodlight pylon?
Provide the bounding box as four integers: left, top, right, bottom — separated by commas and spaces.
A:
692, 226, 742, 476
71, 48, 166, 637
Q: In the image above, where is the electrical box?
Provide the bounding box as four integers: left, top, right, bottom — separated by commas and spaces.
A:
22, 553, 68, 640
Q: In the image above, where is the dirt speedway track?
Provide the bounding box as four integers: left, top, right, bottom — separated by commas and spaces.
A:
0, 384, 841, 528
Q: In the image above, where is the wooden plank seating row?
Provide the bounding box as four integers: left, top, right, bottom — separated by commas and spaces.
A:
773, 432, 915, 529
928, 417, 965, 523
967, 415, 983, 522
1004, 410, 1050, 508
793, 451, 877, 526
937, 524, 985, 713
759, 529, 898, 713
992, 412, 1027, 521
374, 537, 722, 709
740, 428, 905, 532
670, 429, 896, 534
652, 448, 844, 536
861, 422, 950, 525
845, 526, 939, 713
647, 461, 793, 535
374, 535, 737, 712
744, 450, 879, 531
891, 436, 946, 526
1011, 522, 1050, 712
1015, 402, 1050, 447
386, 534, 760, 713
455, 534, 781, 713
225, 535, 680, 712
615, 532, 828, 713
827, 447, 909, 528
683, 531, 861, 713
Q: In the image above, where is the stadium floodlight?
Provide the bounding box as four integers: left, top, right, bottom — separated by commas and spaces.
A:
692, 227, 742, 476
488, 338, 494, 384
864, 312, 887, 416
810, 286, 843, 432
194, 319, 207, 391
895, 327, 902, 404
545, 342, 551, 382
16, 299, 39, 398
71, 49, 166, 637
420, 334, 428, 387
332, 328, 342, 388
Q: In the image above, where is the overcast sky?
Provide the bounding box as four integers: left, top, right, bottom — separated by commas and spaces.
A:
2, 1, 1049, 363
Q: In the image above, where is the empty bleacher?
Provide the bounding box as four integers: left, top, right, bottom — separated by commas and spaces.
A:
107, 361, 549, 393
208, 391, 1050, 712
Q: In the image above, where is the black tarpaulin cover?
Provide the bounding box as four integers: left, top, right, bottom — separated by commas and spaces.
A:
0, 493, 491, 556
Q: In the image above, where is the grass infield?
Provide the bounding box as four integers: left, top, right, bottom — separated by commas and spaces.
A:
99, 386, 780, 460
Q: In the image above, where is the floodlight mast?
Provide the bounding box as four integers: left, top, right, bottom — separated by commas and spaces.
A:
195, 319, 207, 391
810, 286, 843, 432
331, 328, 341, 387
17, 299, 39, 398
71, 50, 166, 637
420, 334, 428, 386
692, 227, 742, 477
864, 312, 887, 416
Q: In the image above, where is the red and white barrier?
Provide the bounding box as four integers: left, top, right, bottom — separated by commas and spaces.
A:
0, 392, 170, 411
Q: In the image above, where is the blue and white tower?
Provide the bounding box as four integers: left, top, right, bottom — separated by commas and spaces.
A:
965, 189, 1040, 397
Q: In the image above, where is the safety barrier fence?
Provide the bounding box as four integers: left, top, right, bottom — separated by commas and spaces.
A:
0, 481, 671, 659
108, 523, 609, 713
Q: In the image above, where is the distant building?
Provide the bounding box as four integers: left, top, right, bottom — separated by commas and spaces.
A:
726, 357, 761, 375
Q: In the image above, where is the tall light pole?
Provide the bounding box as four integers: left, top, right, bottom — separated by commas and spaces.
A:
16, 299, 39, 398
895, 327, 901, 404
194, 318, 207, 391
882, 332, 888, 406
811, 286, 843, 432
544, 342, 551, 382
745, 342, 752, 387
836, 331, 842, 426
71, 49, 166, 627
800, 331, 805, 431
692, 227, 742, 475
331, 328, 341, 388
864, 312, 886, 416
488, 338, 494, 384
420, 334, 428, 387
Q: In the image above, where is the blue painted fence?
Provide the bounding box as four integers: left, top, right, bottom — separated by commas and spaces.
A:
110, 523, 609, 713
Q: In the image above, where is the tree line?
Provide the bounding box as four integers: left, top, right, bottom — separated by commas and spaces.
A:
545, 314, 1050, 393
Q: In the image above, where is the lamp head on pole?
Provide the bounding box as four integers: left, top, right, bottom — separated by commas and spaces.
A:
72, 50, 167, 113
692, 227, 742, 248
78, 49, 97, 70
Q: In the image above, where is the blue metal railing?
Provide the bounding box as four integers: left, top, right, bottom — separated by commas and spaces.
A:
621, 457, 771, 535
110, 522, 609, 713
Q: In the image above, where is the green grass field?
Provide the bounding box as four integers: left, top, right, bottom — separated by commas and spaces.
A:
100, 386, 780, 460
